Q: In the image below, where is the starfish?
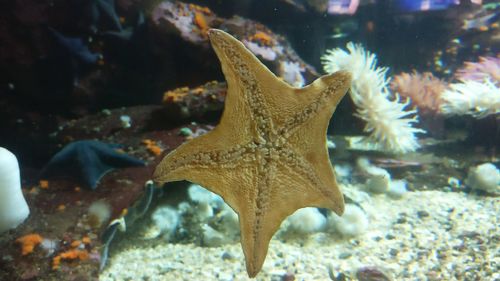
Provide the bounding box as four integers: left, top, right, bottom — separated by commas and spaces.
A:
40, 140, 145, 190
48, 27, 102, 65
91, 0, 123, 33
153, 29, 351, 277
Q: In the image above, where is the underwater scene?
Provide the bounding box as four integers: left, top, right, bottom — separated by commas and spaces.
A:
0, 0, 499, 280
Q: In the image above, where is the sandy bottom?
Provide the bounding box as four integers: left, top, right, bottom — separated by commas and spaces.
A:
100, 190, 499, 281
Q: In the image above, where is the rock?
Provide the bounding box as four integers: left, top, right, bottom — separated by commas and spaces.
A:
150, 0, 319, 87
417, 210, 429, 218
221, 251, 235, 261
356, 266, 393, 281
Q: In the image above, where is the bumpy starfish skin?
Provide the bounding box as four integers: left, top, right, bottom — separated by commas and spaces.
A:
153, 29, 350, 277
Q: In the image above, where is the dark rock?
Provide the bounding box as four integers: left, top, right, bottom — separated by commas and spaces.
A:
385, 234, 395, 240
395, 217, 407, 224
389, 248, 398, 256
356, 266, 393, 281
338, 252, 352, 259
417, 210, 429, 218
221, 251, 235, 261
282, 272, 295, 281
150, 0, 319, 88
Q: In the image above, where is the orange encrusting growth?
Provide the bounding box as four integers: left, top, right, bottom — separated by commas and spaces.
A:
163, 87, 189, 103
188, 3, 213, 37
82, 236, 91, 245
52, 249, 89, 270
52, 236, 92, 270
142, 139, 163, 156
249, 31, 273, 46
39, 180, 49, 189
193, 12, 208, 34
188, 3, 212, 15
16, 234, 44, 255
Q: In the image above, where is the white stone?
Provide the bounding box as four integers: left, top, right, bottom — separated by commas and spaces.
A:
328, 204, 368, 237
151, 205, 179, 240
286, 207, 326, 234
466, 163, 500, 194
387, 180, 407, 199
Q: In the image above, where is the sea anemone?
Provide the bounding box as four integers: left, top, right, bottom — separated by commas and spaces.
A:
321, 42, 424, 153
391, 71, 447, 115
455, 56, 500, 85
440, 79, 500, 118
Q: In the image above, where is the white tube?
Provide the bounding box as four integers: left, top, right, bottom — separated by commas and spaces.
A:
0, 147, 30, 233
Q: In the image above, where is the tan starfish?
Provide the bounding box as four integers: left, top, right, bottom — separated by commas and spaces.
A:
153, 29, 351, 277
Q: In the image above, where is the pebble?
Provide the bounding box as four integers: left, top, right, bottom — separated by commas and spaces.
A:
417, 210, 429, 218
100, 190, 498, 281
385, 234, 395, 240
338, 252, 352, 259
221, 251, 235, 261
356, 266, 392, 281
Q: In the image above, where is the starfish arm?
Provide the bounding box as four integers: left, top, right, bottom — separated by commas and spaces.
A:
95, 0, 123, 31
282, 116, 345, 214
40, 140, 145, 189
278, 71, 351, 137
94, 142, 145, 168
278, 148, 344, 214
238, 156, 341, 277
81, 160, 113, 189
208, 29, 293, 142
153, 131, 256, 194
237, 157, 280, 278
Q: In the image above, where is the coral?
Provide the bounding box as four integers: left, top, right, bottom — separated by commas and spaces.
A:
322, 42, 425, 153
391, 71, 448, 115
16, 234, 43, 255
455, 56, 500, 85
440, 79, 500, 118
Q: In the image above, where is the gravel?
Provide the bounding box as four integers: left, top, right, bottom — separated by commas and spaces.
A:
100, 190, 499, 281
